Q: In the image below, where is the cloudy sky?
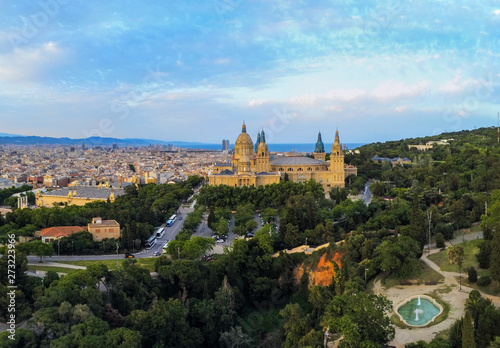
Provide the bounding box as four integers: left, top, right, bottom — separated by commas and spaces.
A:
1, 0, 499, 144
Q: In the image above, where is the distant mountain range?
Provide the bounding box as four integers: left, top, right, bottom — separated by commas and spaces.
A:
0, 134, 206, 147
0, 132, 24, 137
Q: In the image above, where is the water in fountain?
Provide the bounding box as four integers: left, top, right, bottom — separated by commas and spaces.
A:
417, 295, 421, 306
398, 297, 441, 326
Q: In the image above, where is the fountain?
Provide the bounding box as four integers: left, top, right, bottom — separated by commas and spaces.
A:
414, 309, 423, 321
397, 295, 443, 327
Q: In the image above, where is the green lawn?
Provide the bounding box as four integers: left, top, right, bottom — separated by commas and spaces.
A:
378, 259, 444, 290
427, 238, 488, 275
54, 257, 159, 271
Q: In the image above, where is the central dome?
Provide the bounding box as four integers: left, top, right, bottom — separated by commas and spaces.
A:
235, 132, 253, 147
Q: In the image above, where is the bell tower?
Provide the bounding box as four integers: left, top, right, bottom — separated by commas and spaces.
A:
330, 129, 344, 179
256, 130, 270, 172
313, 131, 326, 161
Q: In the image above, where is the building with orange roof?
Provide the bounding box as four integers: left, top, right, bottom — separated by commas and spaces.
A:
40, 226, 86, 243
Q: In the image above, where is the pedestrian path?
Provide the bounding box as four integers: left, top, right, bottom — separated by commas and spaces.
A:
378, 230, 498, 347
27, 262, 86, 269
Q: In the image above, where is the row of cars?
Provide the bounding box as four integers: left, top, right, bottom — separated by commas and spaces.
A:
212, 234, 228, 244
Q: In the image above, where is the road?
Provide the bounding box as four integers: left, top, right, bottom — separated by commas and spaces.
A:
27, 202, 195, 263
27, 193, 267, 262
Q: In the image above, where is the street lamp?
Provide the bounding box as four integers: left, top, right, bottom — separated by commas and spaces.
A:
57, 239, 60, 256
116, 243, 119, 255
71, 241, 74, 256
365, 268, 369, 284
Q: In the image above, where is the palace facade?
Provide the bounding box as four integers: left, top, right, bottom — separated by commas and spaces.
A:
208, 123, 357, 190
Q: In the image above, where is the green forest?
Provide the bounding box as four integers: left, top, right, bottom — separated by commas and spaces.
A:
1, 127, 500, 347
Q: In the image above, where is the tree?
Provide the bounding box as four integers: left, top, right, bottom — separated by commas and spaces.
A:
220, 326, 252, 348
453, 245, 465, 290
447, 246, 455, 265
490, 230, 500, 286
477, 240, 491, 268
406, 195, 427, 249
462, 310, 475, 348
323, 292, 394, 346
280, 303, 310, 348
105, 327, 142, 347
468, 267, 478, 283
449, 318, 463, 348
374, 236, 421, 278
435, 233, 445, 248
29, 240, 54, 262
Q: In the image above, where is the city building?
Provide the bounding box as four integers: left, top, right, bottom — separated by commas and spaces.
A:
209, 123, 281, 187
36, 184, 125, 207
40, 226, 86, 243
269, 130, 349, 190
371, 155, 411, 166
222, 139, 230, 151
87, 217, 120, 241
209, 123, 357, 190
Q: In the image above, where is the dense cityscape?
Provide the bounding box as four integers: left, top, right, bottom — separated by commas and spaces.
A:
2, 1, 500, 347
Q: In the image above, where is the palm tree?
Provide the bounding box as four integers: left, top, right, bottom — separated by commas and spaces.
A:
447, 245, 455, 264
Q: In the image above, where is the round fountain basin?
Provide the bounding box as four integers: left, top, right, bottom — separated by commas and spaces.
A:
396, 295, 443, 327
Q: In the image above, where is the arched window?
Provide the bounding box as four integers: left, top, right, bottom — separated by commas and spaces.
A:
297, 168, 303, 171
279, 167, 284, 171
315, 167, 319, 171
307, 167, 312, 171
288, 168, 293, 171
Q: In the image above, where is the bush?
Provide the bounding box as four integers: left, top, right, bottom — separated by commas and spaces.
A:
467, 267, 478, 283
435, 223, 454, 240
435, 233, 445, 248
477, 276, 491, 287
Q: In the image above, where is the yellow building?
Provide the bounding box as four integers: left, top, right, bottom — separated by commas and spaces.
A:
87, 217, 120, 241
269, 130, 349, 190
36, 185, 125, 207
209, 123, 281, 187
209, 124, 357, 191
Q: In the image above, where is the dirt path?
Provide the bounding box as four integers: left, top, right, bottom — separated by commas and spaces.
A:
374, 232, 499, 347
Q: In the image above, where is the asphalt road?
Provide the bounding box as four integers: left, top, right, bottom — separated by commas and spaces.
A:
27, 203, 194, 263
26, 194, 267, 262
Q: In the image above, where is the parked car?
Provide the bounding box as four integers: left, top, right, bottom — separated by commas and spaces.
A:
245, 232, 255, 238
153, 251, 161, 256
124, 253, 135, 258
216, 239, 225, 244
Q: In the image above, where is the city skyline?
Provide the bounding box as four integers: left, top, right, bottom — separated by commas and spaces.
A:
1, 1, 500, 143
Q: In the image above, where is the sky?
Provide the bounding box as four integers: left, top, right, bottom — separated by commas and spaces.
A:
1, 0, 500, 144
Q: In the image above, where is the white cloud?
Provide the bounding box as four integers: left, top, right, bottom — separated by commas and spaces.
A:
0, 42, 67, 83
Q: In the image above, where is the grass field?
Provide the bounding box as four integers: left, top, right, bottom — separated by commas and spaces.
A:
54, 258, 159, 271
380, 259, 445, 289
427, 238, 488, 276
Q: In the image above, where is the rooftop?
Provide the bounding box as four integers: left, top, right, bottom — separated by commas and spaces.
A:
270, 156, 326, 166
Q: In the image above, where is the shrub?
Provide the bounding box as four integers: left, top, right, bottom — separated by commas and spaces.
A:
467, 267, 477, 283
435, 223, 454, 240
435, 233, 445, 248
477, 276, 491, 287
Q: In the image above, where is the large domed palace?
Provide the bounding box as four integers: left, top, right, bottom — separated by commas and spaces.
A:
208, 122, 357, 190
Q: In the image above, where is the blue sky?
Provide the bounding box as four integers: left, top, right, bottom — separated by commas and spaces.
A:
1, 0, 500, 144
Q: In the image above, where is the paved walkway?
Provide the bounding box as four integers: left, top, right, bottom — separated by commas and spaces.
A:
374, 231, 500, 347
27, 262, 86, 269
